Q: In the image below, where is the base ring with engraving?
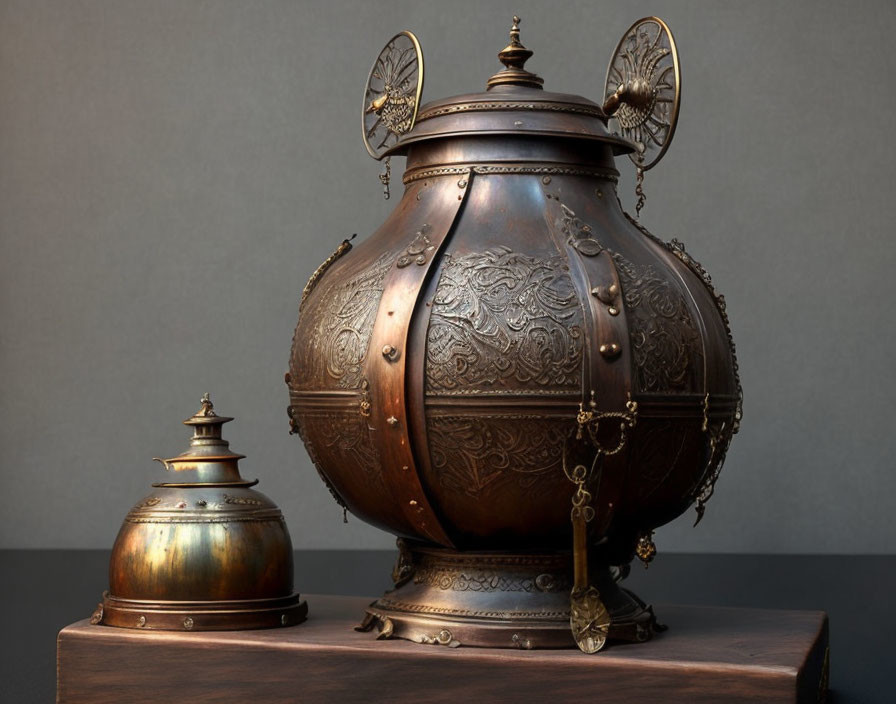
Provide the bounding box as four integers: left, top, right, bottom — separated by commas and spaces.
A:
98, 591, 307, 631
357, 543, 663, 650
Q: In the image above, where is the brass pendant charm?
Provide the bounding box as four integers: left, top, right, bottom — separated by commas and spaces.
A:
636, 531, 657, 567
570, 585, 611, 654
568, 460, 610, 653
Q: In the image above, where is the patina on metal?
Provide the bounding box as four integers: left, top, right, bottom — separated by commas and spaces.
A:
288, 16, 741, 652
96, 394, 307, 631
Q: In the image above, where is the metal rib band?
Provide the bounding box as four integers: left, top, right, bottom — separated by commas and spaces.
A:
403, 164, 619, 185
417, 101, 607, 121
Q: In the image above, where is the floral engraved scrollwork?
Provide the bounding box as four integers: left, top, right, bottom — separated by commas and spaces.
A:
427, 416, 569, 496
425, 247, 584, 393
290, 412, 349, 512
611, 251, 701, 393
293, 252, 393, 390
412, 566, 568, 593
627, 420, 689, 500
313, 413, 380, 481
665, 237, 742, 432
622, 212, 743, 520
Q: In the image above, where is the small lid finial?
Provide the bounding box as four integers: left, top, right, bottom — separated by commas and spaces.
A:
183, 392, 233, 433
488, 16, 544, 90
509, 15, 522, 47
198, 392, 216, 417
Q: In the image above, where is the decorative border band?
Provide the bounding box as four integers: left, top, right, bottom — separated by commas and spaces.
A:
417, 101, 606, 121
403, 164, 619, 185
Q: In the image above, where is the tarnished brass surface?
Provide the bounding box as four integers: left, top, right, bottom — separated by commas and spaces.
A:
356, 541, 660, 649
289, 17, 740, 650
101, 395, 306, 631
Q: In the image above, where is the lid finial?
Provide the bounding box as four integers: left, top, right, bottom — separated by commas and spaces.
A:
198, 392, 216, 417
509, 15, 522, 47
487, 16, 544, 90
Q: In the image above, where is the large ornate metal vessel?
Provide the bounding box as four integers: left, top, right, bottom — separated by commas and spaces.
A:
287, 17, 740, 652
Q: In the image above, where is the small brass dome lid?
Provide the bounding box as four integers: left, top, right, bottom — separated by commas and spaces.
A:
93, 394, 307, 631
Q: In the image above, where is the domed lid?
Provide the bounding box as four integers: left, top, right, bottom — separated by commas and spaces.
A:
384, 17, 635, 157
152, 393, 256, 488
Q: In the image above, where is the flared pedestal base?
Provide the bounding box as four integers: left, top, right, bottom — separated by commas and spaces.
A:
97, 591, 307, 631
357, 543, 661, 649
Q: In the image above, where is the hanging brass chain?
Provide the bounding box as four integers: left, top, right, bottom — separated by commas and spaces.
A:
692, 392, 731, 525
569, 463, 596, 524
563, 390, 639, 653
572, 390, 638, 454
379, 156, 392, 200
635, 165, 646, 218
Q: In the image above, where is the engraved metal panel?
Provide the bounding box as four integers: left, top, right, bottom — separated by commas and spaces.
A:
612, 252, 701, 393
425, 247, 584, 394
427, 415, 570, 497
292, 253, 393, 390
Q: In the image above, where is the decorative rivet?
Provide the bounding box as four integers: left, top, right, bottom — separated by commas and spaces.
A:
596, 189, 603, 198
535, 573, 557, 592
183, 617, 194, 630
457, 178, 467, 188
409, 499, 418, 506
513, 120, 523, 126
196, 500, 207, 507
608, 306, 620, 316
137, 615, 146, 627
382, 344, 398, 360
512, 633, 533, 649
401, 465, 409, 471
591, 285, 618, 305
599, 343, 621, 359
387, 416, 399, 426
281, 614, 288, 626
542, 176, 551, 185
175, 501, 187, 509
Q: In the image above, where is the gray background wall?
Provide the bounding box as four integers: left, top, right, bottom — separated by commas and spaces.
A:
1, 0, 893, 552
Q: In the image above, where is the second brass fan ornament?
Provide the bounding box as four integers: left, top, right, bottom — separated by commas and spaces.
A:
361, 30, 424, 199
602, 16, 681, 216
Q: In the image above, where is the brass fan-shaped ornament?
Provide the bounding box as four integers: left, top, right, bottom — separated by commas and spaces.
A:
362, 31, 424, 198
602, 17, 681, 216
